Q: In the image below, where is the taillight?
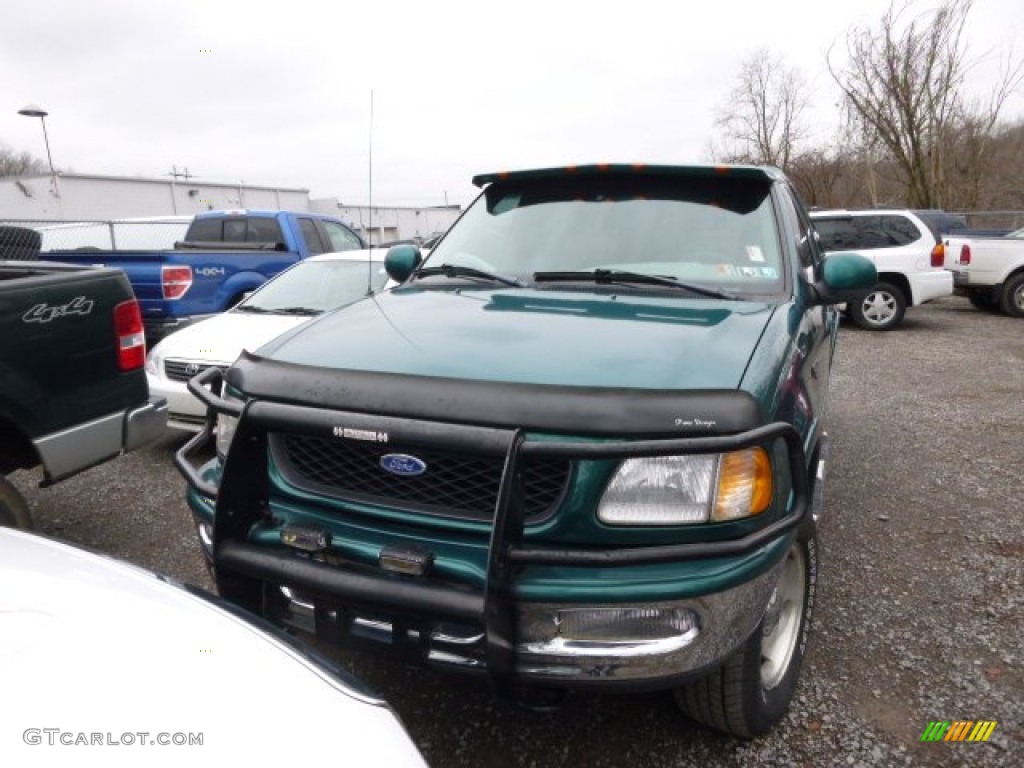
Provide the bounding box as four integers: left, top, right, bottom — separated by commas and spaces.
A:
930, 242, 945, 268
162, 265, 193, 300
959, 244, 971, 265
114, 299, 146, 371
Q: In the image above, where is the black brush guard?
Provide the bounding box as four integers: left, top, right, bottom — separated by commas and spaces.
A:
176, 367, 811, 693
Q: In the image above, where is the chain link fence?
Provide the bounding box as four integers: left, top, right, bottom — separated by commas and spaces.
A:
954, 210, 1024, 233
0, 218, 193, 259
1, 213, 1020, 263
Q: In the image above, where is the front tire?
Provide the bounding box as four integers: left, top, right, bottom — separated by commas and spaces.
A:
849, 282, 906, 330
998, 274, 1024, 318
0, 475, 33, 529
674, 522, 817, 738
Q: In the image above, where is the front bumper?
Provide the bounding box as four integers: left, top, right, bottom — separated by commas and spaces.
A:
292, 558, 782, 686
177, 368, 811, 691
147, 374, 206, 432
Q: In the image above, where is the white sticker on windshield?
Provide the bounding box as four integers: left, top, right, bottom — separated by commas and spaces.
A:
746, 246, 765, 262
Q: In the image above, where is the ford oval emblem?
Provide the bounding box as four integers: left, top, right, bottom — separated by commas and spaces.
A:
379, 453, 427, 477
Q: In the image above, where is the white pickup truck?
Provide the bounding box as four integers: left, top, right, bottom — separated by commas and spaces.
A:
944, 228, 1024, 317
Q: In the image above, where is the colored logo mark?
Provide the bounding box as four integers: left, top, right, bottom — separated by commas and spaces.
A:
920, 720, 997, 742
379, 453, 427, 477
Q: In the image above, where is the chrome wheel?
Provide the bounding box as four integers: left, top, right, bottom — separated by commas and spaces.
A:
850, 281, 906, 330
760, 543, 806, 690
859, 290, 897, 326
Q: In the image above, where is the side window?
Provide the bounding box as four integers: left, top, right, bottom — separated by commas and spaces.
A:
779, 184, 822, 269
793, 205, 823, 269
298, 218, 327, 255
321, 221, 362, 252
849, 217, 891, 250
813, 218, 858, 251
880, 215, 922, 246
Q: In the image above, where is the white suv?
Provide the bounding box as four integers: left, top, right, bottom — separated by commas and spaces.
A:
810, 209, 952, 330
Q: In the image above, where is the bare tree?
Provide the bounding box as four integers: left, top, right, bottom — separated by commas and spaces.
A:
0, 145, 49, 177
830, 0, 1023, 208
712, 49, 809, 169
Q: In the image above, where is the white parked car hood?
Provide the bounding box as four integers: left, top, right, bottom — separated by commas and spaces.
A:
154, 309, 317, 365
0, 528, 426, 766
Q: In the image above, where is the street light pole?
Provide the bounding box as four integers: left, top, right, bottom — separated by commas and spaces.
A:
18, 104, 60, 199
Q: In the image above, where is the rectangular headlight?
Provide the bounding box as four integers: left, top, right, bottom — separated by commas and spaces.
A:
597, 448, 772, 526
215, 390, 242, 459
597, 455, 716, 524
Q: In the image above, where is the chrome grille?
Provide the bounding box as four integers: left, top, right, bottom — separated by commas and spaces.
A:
164, 359, 226, 383
271, 434, 570, 522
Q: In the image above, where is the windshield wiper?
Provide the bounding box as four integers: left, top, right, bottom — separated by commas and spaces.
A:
232, 304, 274, 314
269, 306, 322, 315
415, 263, 526, 288
532, 269, 739, 300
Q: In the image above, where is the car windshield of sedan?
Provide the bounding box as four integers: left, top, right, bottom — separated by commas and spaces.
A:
422, 174, 784, 296
239, 260, 388, 313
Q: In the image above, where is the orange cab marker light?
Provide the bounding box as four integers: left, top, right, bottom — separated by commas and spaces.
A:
631, 163, 646, 171
597, 163, 610, 172
714, 166, 731, 175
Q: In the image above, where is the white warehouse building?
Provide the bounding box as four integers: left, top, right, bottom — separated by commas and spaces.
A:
0, 172, 311, 221
310, 198, 462, 246
0, 172, 462, 247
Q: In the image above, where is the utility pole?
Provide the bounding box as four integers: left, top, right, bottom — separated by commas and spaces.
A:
167, 166, 194, 214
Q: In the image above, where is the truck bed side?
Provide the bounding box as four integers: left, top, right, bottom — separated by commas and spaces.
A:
0, 261, 165, 482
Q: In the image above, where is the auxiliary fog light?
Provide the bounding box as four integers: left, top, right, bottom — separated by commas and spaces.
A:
555, 606, 700, 644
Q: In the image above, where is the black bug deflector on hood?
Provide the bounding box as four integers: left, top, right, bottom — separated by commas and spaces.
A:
221, 350, 763, 438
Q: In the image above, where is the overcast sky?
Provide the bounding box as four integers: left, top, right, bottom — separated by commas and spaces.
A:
3, 0, 1021, 207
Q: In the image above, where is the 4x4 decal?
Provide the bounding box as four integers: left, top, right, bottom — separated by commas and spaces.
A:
23, 296, 94, 323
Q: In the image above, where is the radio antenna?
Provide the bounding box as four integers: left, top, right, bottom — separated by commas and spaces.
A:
366, 89, 374, 295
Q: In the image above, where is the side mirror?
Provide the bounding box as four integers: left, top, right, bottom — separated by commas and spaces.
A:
810, 251, 877, 304
385, 244, 423, 283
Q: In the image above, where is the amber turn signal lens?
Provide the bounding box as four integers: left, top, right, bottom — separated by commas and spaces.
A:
713, 447, 773, 521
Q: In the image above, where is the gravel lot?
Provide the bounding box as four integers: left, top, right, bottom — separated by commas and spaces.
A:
9, 295, 1023, 767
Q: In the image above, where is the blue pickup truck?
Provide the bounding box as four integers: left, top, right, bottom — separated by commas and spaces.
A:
46, 210, 366, 344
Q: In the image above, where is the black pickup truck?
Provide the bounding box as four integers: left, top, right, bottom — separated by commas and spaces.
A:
0, 252, 167, 527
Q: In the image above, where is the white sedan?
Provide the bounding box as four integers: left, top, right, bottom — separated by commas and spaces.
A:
147, 249, 389, 431
0, 527, 425, 766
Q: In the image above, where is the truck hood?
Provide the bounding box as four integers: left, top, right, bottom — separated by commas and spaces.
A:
258, 287, 776, 390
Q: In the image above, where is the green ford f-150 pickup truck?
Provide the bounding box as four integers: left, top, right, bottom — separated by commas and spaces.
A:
177, 164, 875, 737
1, 255, 167, 527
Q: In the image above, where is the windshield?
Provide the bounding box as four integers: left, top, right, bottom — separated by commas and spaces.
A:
422, 174, 785, 296
240, 259, 388, 313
